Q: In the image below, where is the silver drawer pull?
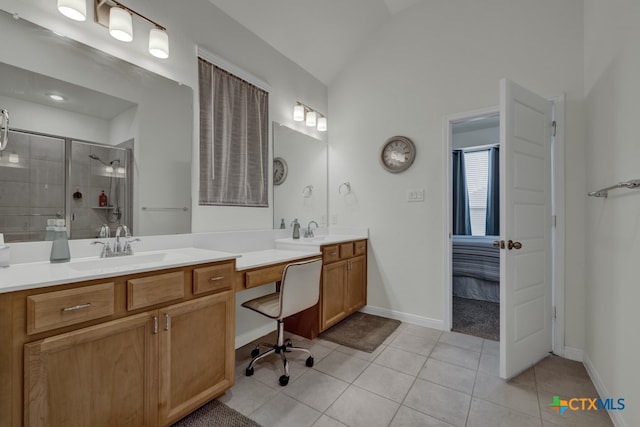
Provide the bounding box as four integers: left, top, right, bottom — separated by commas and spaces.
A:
209, 276, 225, 281
60, 302, 91, 312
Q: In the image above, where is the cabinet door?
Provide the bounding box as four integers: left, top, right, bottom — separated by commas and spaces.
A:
345, 255, 366, 314
321, 261, 348, 331
158, 291, 235, 426
24, 312, 157, 427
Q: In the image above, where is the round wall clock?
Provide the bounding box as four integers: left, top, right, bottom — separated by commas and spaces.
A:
380, 136, 416, 173
273, 157, 288, 185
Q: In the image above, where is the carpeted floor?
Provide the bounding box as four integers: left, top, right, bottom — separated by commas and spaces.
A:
171, 400, 261, 427
452, 296, 500, 341
319, 312, 401, 352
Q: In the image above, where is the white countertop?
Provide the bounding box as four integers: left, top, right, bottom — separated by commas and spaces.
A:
274, 234, 367, 251
235, 249, 321, 271
0, 247, 239, 294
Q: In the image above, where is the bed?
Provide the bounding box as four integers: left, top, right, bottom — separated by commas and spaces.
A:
452, 235, 500, 303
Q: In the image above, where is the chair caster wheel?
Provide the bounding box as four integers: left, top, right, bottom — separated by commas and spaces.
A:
245, 367, 254, 376
285, 339, 292, 347
251, 348, 260, 357
279, 375, 289, 386
306, 357, 314, 367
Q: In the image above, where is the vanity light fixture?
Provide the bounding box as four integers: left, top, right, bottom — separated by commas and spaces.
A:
108, 6, 133, 42
57, 0, 87, 21
293, 102, 327, 132
305, 111, 317, 127
58, 0, 169, 59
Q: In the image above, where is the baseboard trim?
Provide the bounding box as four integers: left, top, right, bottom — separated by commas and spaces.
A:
360, 305, 445, 330
583, 353, 627, 427
234, 323, 276, 349
562, 346, 584, 362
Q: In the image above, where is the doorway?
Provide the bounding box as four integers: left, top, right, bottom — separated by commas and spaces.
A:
443, 81, 565, 379
450, 113, 501, 342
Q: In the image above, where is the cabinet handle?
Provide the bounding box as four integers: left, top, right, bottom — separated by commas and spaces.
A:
209, 276, 225, 281
60, 302, 91, 312
330, 252, 337, 256
164, 313, 170, 331
153, 316, 158, 334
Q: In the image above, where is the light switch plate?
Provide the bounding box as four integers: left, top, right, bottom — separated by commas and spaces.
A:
407, 188, 425, 202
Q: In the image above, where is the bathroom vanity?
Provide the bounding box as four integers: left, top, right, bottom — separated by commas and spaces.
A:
0, 230, 368, 427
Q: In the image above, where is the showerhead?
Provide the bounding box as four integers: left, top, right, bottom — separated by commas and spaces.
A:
89, 154, 121, 166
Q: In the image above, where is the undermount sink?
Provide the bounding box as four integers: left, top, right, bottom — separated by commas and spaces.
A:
68, 251, 188, 272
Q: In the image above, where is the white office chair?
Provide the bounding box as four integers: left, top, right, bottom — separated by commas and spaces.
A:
242, 258, 322, 386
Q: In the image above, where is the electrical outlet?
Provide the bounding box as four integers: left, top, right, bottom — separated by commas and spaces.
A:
407, 188, 425, 202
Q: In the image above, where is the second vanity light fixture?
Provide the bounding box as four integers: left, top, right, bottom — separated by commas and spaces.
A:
56, 0, 169, 59
293, 102, 327, 132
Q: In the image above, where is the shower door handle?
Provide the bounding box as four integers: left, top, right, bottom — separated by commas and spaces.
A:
0, 108, 9, 151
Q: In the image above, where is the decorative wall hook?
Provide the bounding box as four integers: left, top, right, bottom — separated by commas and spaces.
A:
302, 185, 313, 198
338, 182, 351, 195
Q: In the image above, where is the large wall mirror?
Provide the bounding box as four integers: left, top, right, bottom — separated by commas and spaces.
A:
0, 9, 192, 242
273, 122, 327, 231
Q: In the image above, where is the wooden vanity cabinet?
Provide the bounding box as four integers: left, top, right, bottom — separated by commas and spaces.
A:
3, 259, 236, 427
285, 239, 367, 339
320, 241, 367, 331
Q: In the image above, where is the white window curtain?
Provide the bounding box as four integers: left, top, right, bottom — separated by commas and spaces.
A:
198, 58, 268, 207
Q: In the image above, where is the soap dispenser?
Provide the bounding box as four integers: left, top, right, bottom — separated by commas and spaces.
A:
291, 218, 300, 240
50, 219, 70, 263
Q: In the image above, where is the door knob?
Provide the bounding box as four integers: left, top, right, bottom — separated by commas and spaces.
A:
508, 240, 522, 250
492, 240, 505, 249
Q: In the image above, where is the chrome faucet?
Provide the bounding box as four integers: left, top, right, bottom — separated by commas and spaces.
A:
92, 224, 140, 257
304, 220, 319, 238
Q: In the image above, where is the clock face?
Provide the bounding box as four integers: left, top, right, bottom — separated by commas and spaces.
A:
380, 136, 416, 173
273, 157, 288, 185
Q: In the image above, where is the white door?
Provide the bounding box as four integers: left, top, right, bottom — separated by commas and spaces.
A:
499, 79, 553, 379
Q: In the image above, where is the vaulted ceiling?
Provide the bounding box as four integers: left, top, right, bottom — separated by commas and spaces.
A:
207, 0, 425, 85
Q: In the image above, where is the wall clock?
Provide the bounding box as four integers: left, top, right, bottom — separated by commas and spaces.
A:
380, 136, 416, 173
273, 157, 288, 185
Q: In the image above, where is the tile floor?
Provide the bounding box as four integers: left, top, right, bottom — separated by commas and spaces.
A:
219, 323, 613, 427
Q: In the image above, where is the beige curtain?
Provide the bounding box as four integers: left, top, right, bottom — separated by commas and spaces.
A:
198, 58, 269, 206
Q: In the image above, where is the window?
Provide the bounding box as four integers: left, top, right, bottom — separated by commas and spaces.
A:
198, 58, 269, 207
464, 150, 489, 236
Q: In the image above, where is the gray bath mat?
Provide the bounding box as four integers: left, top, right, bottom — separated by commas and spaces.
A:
319, 312, 401, 352
171, 399, 261, 427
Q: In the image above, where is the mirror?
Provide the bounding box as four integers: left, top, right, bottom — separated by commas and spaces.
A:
273, 122, 327, 231
0, 10, 192, 241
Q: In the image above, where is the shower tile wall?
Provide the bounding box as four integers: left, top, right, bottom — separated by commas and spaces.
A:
0, 132, 65, 242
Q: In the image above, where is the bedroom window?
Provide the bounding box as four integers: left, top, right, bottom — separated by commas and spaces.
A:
464, 150, 489, 236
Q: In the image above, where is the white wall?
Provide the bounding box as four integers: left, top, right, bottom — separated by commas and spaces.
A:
329, 0, 586, 346
584, 1, 640, 425
2, 0, 328, 232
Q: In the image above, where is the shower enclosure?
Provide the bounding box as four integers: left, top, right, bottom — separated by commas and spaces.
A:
0, 129, 132, 242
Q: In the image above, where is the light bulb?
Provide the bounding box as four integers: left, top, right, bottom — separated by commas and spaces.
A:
305, 111, 317, 127
57, 0, 86, 21
105, 166, 114, 173
148, 28, 169, 59
117, 167, 125, 174
293, 104, 305, 122
317, 117, 327, 132
109, 7, 133, 42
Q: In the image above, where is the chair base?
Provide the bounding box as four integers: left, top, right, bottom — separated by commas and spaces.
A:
245, 319, 314, 386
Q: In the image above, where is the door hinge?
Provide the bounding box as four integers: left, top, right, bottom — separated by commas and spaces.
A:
552, 215, 557, 227
552, 120, 557, 137
553, 306, 557, 320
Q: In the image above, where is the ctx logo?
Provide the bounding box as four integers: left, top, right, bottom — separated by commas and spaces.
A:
549, 395, 625, 414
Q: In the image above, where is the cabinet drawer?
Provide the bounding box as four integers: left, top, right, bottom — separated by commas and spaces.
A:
27, 282, 115, 335
193, 262, 235, 295
354, 240, 366, 256
322, 245, 340, 263
127, 271, 184, 311
339, 243, 354, 259
245, 264, 285, 289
